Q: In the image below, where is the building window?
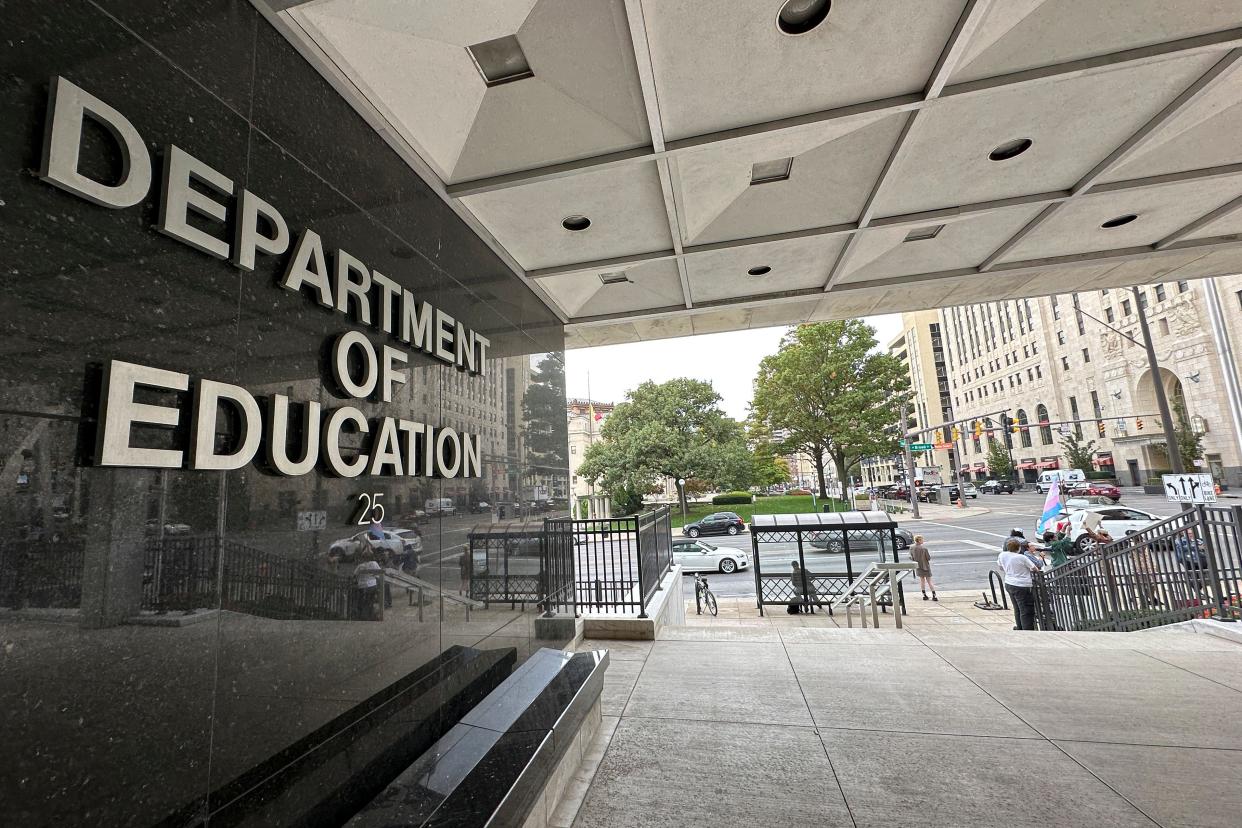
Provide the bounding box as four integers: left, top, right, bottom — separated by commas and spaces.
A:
1057, 331, 1066, 345
1037, 404, 1052, 445
1035, 365, 1042, 379
1178, 280, 1190, 293
1159, 318, 1170, 336
1051, 296, 1060, 319
1237, 290, 1242, 311
1138, 291, 1148, 308
1017, 409, 1032, 448
1069, 396, 1082, 438
1122, 299, 1133, 315
1105, 307, 1115, 323
1155, 284, 1167, 302
1032, 343, 1038, 355
1082, 348, 1090, 363
1061, 356, 1070, 370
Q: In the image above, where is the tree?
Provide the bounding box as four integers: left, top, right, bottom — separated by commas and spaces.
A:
1151, 400, 1204, 469
522, 353, 569, 473
1059, 431, 1096, 472
746, 420, 792, 489
752, 321, 911, 498
576, 379, 749, 514
986, 440, 1014, 481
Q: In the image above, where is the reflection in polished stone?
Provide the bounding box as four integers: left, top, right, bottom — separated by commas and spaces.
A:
0, 0, 569, 824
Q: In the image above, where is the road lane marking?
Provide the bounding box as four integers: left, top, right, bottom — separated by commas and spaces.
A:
960, 539, 1001, 550
908, 519, 1008, 538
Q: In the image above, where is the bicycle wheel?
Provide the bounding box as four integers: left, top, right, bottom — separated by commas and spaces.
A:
704, 590, 718, 617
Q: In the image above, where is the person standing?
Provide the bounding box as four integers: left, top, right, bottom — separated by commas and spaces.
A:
909, 535, 936, 601
788, 560, 807, 614
353, 555, 382, 621
998, 538, 1039, 630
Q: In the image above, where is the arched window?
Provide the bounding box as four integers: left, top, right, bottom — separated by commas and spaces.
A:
1016, 408, 1032, 448
1037, 404, 1053, 445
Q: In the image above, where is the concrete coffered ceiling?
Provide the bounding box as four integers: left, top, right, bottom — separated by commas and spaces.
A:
261, 0, 1242, 349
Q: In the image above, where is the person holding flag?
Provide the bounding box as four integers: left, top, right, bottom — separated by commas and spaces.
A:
1036, 477, 1063, 536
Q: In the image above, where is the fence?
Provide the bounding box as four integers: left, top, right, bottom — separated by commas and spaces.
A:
0, 539, 86, 609
1034, 505, 1242, 632
145, 535, 357, 620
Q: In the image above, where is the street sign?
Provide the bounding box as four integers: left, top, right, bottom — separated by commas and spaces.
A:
297, 510, 328, 531
933, 442, 953, 450
910, 442, 934, 451
1162, 473, 1216, 504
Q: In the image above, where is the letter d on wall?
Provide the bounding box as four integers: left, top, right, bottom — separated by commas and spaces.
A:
39, 76, 152, 208
190, 380, 262, 471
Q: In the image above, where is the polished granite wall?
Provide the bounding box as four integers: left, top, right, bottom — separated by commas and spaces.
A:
0, 1, 569, 824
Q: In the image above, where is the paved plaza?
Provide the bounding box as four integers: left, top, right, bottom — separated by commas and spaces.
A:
570, 616, 1242, 827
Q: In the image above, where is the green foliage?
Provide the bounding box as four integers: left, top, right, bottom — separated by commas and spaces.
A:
1147, 400, 1204, 468
747, 421, 792, 488
576, 378, 751, 513
711, 491, 754, 505
751, 321, 911, 496
986, 440, 1014, 480
671, 494, 846, 528
522, 353, 569, 471
1059, 431, 1096, 472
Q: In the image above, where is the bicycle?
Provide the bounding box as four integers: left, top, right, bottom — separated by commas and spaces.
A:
694, 573, 717, 617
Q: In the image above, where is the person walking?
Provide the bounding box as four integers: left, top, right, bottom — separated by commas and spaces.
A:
998, 538, 1040, 630
909, 534, 936, 601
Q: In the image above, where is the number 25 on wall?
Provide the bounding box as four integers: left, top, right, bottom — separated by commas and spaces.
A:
354, 492, 386, 526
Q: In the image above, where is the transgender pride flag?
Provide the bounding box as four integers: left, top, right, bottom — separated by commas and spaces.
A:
1037, 478, 1062, 534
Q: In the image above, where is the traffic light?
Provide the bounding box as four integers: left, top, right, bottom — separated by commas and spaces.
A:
1011, 419, 1021, 434
1136, 417, 1144, 431
951, 426, 961, 441
934, 428, 943, 443
974, 420, 983, 439
1097, 420, 1106, 438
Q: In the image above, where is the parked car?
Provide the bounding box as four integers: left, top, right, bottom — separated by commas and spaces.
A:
961, 483, 979, 499
918, 485, 960, 502
1065, 481, 1121, 502
683, 512, 746, 538
808, 527, 914, 554
425, 498, 456, 516
979, 479, 1015, 494
329, 529, 407, 561
144, 519, 191, 535
1042, 505, 1166, 554
672, 539, 749, 574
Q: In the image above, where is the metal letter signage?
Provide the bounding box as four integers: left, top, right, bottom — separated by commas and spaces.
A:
41, 77, 487, 480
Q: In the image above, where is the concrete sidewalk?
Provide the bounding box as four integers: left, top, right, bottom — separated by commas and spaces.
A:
570, 620, 1242, 827
683, 589, 1019, 630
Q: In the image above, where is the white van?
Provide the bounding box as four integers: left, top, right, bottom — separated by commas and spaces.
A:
1036, 468, 1085, 494
424, 497, 456, 516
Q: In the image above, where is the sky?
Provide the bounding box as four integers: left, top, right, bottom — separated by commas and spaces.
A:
565, 314, 903, 421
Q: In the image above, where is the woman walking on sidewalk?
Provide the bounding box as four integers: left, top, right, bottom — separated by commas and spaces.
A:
910, 534, 937, 601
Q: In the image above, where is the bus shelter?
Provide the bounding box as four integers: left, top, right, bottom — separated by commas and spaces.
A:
466, 521, 560, 610
750, 512, 907, 616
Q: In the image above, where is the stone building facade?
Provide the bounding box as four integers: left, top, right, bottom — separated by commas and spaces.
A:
884, 276, 1242, 488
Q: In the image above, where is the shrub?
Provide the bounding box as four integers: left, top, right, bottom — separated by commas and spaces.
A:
712, 491, 754, 505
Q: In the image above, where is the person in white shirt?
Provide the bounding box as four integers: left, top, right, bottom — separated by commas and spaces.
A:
997, 538, 1040, 630
353, 557, 382, 620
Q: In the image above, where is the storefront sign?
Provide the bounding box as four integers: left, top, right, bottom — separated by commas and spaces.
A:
39, 76, 485, 479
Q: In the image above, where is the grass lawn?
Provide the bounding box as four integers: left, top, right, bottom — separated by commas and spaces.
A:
665, 494, 849, 528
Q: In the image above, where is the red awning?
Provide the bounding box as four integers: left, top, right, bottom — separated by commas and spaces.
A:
973, 463, 987, 470
1095, 456, 1115, 466
1016, 462, 1037, 470
1038, 459, 1060, 470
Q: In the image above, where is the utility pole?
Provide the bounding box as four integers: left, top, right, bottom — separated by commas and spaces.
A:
1133, 286, 1184, 475
900, 402, 920, 518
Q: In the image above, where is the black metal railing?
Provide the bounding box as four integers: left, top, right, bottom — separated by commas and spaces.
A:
0, 538, 86, 609
546, 505, 673, 618
144, 535, 358, 621
464, 507, 673, 618
1034, 505, 1242, 632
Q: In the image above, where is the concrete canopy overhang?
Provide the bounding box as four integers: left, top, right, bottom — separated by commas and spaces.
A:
258, 0, 1242, 348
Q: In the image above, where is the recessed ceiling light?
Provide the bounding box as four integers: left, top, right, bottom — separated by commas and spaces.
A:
1101, 214, 1138, 229
748, 266, 772, 276
599, 272, 630, 285
751, 157, 793, 185
562, 215, 591, 232
989, 138, 1033, 161
467, 35, 533, 87
904, 224, 944, 242
777, 0, 832, 35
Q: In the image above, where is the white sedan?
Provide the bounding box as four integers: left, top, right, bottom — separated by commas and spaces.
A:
1043, 505, 1166, 554
673, 539, 750, 574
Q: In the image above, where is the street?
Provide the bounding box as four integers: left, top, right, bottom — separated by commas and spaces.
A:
680, 488, 1188, 600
